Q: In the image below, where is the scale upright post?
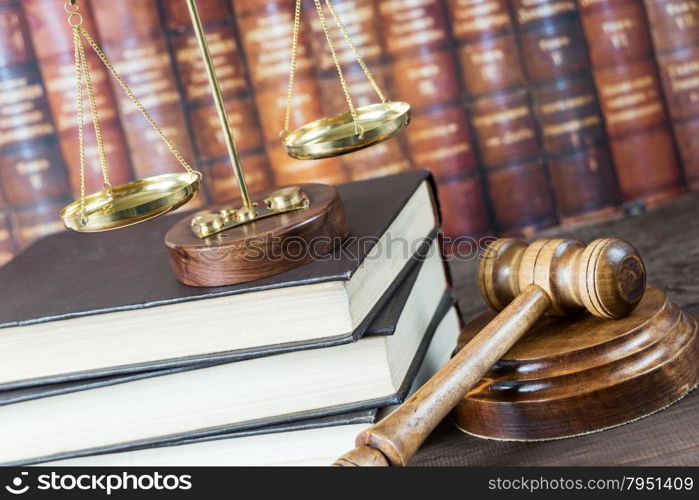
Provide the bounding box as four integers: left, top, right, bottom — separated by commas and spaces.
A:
184, 0, 253, 215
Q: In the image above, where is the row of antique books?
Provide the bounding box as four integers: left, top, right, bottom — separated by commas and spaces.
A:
0, 171, 462, 466
1, 0, 699, 267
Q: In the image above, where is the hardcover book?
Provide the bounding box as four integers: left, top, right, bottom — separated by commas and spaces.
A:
578, 0, 684, 206
0, 170, 440, 389
444, 0, 557, 236
644, 0, 699, 189
512, 0, 621, 224
0, 244, 455, 465
48, 295, 460, 468
378, 0, 492, 239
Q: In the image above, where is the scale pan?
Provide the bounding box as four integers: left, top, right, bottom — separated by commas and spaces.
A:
282, 101, 411, 160
60, 172, 201, 232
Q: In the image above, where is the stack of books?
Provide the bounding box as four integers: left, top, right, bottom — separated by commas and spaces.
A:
0, 171, 461, 466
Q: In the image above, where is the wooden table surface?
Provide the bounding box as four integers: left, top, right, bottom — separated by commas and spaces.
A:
413, 194, 699, 466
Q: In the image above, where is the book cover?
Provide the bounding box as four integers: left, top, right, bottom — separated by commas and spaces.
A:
444, 0, 558, 236
6, 294, 455, 466
513, 0, 621, 224
578, 0, 684, 206
0, 170, 440, 388
644, 0, 699, 189
378, 0, 492, 239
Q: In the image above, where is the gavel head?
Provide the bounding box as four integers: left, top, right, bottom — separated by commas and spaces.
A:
479, 238, 646, 319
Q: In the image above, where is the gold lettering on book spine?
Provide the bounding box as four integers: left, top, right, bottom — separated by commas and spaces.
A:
0, 77, 54, 147
665, 1, 699, 30
543, 116, 601, 137
111, 46, 180, 113
668, 59, 699, 102
485, 127, 536, 148
541, 95, 595, 114
47, 63, 113, 130
177, 34, 245, 99
474, 105, 530, 126
450, 0, 509, 35
414, 144, 472, 163
517, 0, 576, 24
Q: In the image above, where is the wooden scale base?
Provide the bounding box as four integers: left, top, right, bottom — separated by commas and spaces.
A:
454, 286, 699, 441
165, 184, 350, 287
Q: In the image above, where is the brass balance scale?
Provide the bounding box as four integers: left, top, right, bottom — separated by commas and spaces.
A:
49, 2, 699, 465
59, 0, 410, 286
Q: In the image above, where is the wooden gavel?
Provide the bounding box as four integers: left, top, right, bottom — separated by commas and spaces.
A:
334, 238, 647, 466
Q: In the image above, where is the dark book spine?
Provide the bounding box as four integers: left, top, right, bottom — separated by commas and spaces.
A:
578, 0, 684, 206
88, 0, 203, 207
0, 0, 70, 249
512, 0, 621, 224
444, 0, 558, 235
232, 0, 348, 185
643, 0, 699, 189
377, 0, 492, 239
160, 0, 273, 201
309, 0, 412, 181
23, 0, 134, 198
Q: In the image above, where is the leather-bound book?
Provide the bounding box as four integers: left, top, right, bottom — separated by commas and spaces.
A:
0, 142, 71, 206
22, 0, 134, 197
436, 175, 490, 240
0, 1, 70, 247
513, 0, 621, 224
39, 301, 459, 467
0, 170, 438, 389
232, 0, 347, 185
377, 0, 491, 239
578, 0, 684, 206
2, 258, 456, 466
644, 0, 699, 189
445, 0, 557, 235
160, 0, 273, 200
87, 0, 199, 187
309, 0, 411, 180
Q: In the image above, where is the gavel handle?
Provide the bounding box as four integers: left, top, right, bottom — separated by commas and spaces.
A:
333, 284, 552, 467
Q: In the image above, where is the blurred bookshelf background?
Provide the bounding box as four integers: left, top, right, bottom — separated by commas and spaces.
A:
2, 0, 698, 267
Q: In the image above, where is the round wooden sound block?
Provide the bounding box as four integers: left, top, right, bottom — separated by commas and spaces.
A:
454, 286, 699, 441
165, 184, 350, 287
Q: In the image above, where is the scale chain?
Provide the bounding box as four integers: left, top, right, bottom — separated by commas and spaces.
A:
79, 29, 197, 178
71, 22, 87, 223
323, 0, 387, 105
77, 26, 112, 194
282, 0, 303, 137
282, 0, 393, 138
312, 0, 362, 135
65, 0, 199, 226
